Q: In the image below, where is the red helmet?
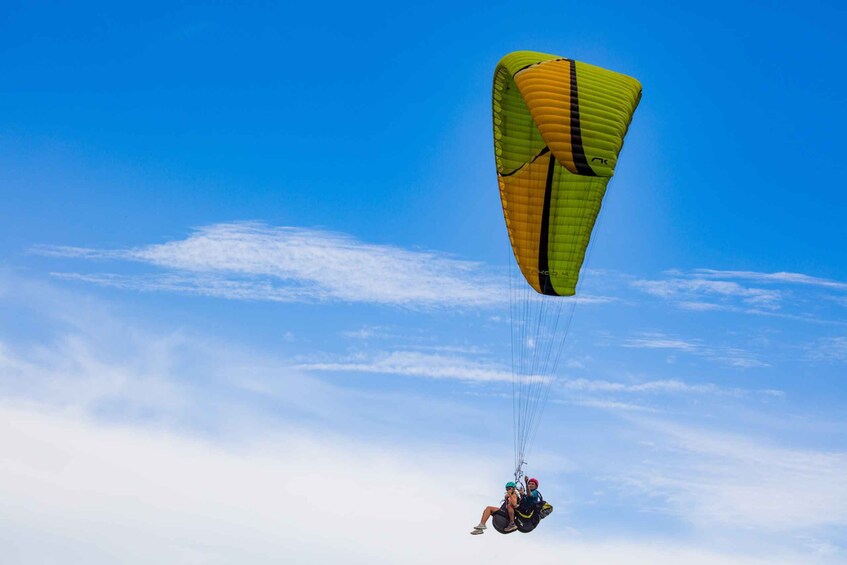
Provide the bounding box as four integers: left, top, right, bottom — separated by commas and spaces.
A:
528, 478, 539, 487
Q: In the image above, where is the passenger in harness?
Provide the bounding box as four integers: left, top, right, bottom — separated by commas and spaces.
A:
470, 481, 519, 534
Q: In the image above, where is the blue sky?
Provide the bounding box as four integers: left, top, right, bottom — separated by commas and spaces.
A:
2, 1, 847, 563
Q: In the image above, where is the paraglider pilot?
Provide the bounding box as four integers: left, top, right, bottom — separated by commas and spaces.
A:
520, 477, 541, 507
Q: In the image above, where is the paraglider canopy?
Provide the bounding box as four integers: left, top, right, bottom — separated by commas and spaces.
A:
494, 50, 642, 296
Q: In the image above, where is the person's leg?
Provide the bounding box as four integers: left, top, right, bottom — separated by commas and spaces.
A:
507, 504, 515, 525
475, 506, 500, 529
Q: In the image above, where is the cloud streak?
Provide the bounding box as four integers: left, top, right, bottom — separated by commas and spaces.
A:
807, 336, 847, 363
632, 277, 782, 309
35, 222, 505, 308
297, 350, 515, 383
694, 269, 847, 290
620, 420, 847, 535
562, 377, 782, 398
621, 332, 769, 368
631, 269, 847, 322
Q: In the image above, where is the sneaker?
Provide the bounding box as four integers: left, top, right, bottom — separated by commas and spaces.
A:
470, 529, 484, 535
504, 522, 518, 532
473, 524, 486, 530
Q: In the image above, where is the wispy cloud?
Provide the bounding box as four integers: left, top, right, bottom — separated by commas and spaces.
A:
694, 269, 847, 290
619, 420, 847, 534
621, 332, 769, 368
337, 326, 489, 355
631, 269, 847, 321
562, 377, 782, 398
632, 277, 782, 309
297, 350, 515, 383
565, 398, 660, 413
35, 222, 505, 308
807, 336, 847, 363
0, 273, 504, 439
341, 325, 399, 340
622, 334, 701, 353
677, 301, 723, 311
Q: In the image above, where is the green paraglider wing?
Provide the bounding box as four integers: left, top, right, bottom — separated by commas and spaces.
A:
493, 51, 642, 295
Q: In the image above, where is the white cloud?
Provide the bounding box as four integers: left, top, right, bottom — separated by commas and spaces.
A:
565, 358, 586, 369
567, 293, 619, 305
807, 336, 847, 363
632, 269, 847, 323
35, 222, 505, 308
0, 274, 420, 434
694, 269, 847, 290
341, 325, 397, 340
678, 301, 722, 311
564, 378, 718, 395
0, 332, 189, 417
297, 350, 515, 383
621, 332, 769, 368
565, 398, 660, 413
623, 334, 701, 352
2, 403, 838, 565
336, 327, 489, 356
619, 420, 847, 535
52, 271, 321, 302
557, 378, 784, 410
632, 277, 782, 309
0, 403, 490, 564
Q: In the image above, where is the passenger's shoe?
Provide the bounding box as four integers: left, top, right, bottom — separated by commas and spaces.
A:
470, 528, 484, 535
504, 522, 518, 532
